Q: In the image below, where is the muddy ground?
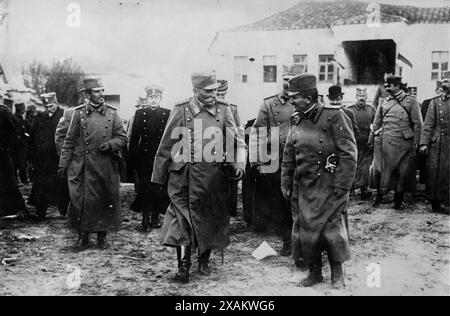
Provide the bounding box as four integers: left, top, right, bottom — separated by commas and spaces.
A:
0, 183, 449, 296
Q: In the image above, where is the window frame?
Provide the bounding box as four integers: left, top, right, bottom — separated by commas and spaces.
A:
318, 54, 336, 83
431, 51, 449, 81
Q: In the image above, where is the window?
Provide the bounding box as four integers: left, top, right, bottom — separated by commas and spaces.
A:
431, 51, 449, 80
318, 55, 335, 82
263, 55, 277, 83
234, 56, 249, 83
293, 55, 308, 74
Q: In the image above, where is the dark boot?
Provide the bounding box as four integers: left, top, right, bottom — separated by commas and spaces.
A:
36, 206, 47, 221
330, 261, 345, 289
295, 257, 308, 271
173, 246, 191, 283
300, 261, 323, 287
71, 233, 89, 252
150, 211, 162, 229
97, 232, 109, 249
141, 212, 150, 232
360, 187, 372, 200
394, 192, 404, 210
372, 190, 383, 206
432, 200, 441, 212
198, 250, 212, 275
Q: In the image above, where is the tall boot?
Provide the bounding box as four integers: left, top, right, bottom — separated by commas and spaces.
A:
141, 212, 150, 232
97, 232, 109, 249
198, 250, 212, 275
176, 247, 182, 270
394, 192, 404, 210
432, 200, 441, 213
150, 210, 162, 229
173, 246, 191, 283
300, 258, 323, 287
330, 260, 345, 289
372, 190, 383, 206
280, 226, 292, 257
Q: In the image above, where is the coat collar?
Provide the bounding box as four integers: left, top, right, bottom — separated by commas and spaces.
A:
277, 93, 289, 105
190, 97, 217, 117
86, 102, 106, 115
291, 102, 324, 125
387, 90, 406, 103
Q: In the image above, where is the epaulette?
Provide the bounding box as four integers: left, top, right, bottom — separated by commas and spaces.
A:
324, 104, 342, 110
106, 104, 118, 111
230, 103, 238, 109
173, 98, 190, 107
217, 100, 230, 107
74, 104, 85, 110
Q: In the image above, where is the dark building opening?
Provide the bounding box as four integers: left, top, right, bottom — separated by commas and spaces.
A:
343, 39, 396, 85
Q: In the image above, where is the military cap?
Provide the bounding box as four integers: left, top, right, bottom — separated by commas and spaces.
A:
385, 75, 402, 85
191, 73, 220, 90
217, 79, 228, 94
442, 71, 450, 80
145, 85, 164, 96
288, 74, 317, 96
40, 92, 57, 107
407, 86, 417, 96
80, 78, 104, 92
328, 85, 344, 100
356, 86, 367, 94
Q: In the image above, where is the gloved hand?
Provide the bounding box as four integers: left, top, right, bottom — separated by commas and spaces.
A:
57, 167, 67, 179
419, 145, 428, 156
334, 188, 347, 197
232, 168, 245, 181
98, 142, 111, 153
281, 188, 292, 201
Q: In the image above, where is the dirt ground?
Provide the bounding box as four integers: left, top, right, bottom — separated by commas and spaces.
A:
0, 183, 449, 296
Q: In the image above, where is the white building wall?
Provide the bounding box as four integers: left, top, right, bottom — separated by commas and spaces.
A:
210, 23, 450, 123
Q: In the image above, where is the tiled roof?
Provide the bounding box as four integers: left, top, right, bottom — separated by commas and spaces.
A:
226, 1, 450, 32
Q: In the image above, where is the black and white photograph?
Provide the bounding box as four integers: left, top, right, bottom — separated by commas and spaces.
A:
0, 0, 449, 298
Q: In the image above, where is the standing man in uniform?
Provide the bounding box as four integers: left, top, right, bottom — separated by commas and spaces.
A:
281, 74, 357, 289
369, 75, 423, 210
152, 73, 246, 283
58, 78, 128, 250
419, 71, 450, 213
0, 94, 29, 218
29, 92, 64, 220
14, 101, 30, 185
327, 85, 359, 138
217, 79, 243, 218
348, 87, 376, 200
250, 73, 295, 257
129, 85, 170, 231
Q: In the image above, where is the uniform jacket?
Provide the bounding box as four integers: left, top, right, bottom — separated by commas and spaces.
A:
281, 102, 357, 264
420, 95, 449, 204
59, 102, 128, 233
55, 108, 75, 156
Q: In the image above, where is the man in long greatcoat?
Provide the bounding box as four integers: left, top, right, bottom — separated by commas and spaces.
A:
58, 78, 128, 250
250, 73, 295, 257
152, 73, 246, 283
29, 93, 64, 220
281, 74, 357, 289
129, 85, 170, 231
419, 71, 450, 214
348, 87, 376, 200
0, 94, 29, 218
369, 75, 423, 210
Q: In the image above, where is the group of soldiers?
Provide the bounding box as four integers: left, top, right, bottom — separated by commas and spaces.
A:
0, 68, 448, 290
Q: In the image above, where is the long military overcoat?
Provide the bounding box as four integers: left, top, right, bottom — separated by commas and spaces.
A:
250, 94, 294, 233
281, 103, 357, 265
420, 96, 449, 205
59, 102, 128, 233
369, 92, 423, 194
347, 103, 376, 189
129, 106, 170, 214
151, 98, 246, 254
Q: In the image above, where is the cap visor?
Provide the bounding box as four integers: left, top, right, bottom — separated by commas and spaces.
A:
91, 87, 105, 91
203, 82, 220, 90
288, 91, 300, 96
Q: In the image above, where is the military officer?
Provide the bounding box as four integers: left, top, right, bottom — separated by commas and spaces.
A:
217, 79, 243, 217
281, 74, 357, 289
13, 101, 31, 184
419, 71, 450, 214
129, 85, 171, 231
348, 87, 376, 200
327, 85, 359, 138
250, 73, 295, 257
369, 75, 423, 210
58, 78, 128, 250
151, 73, 246, 283
29, 92, 65, 220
